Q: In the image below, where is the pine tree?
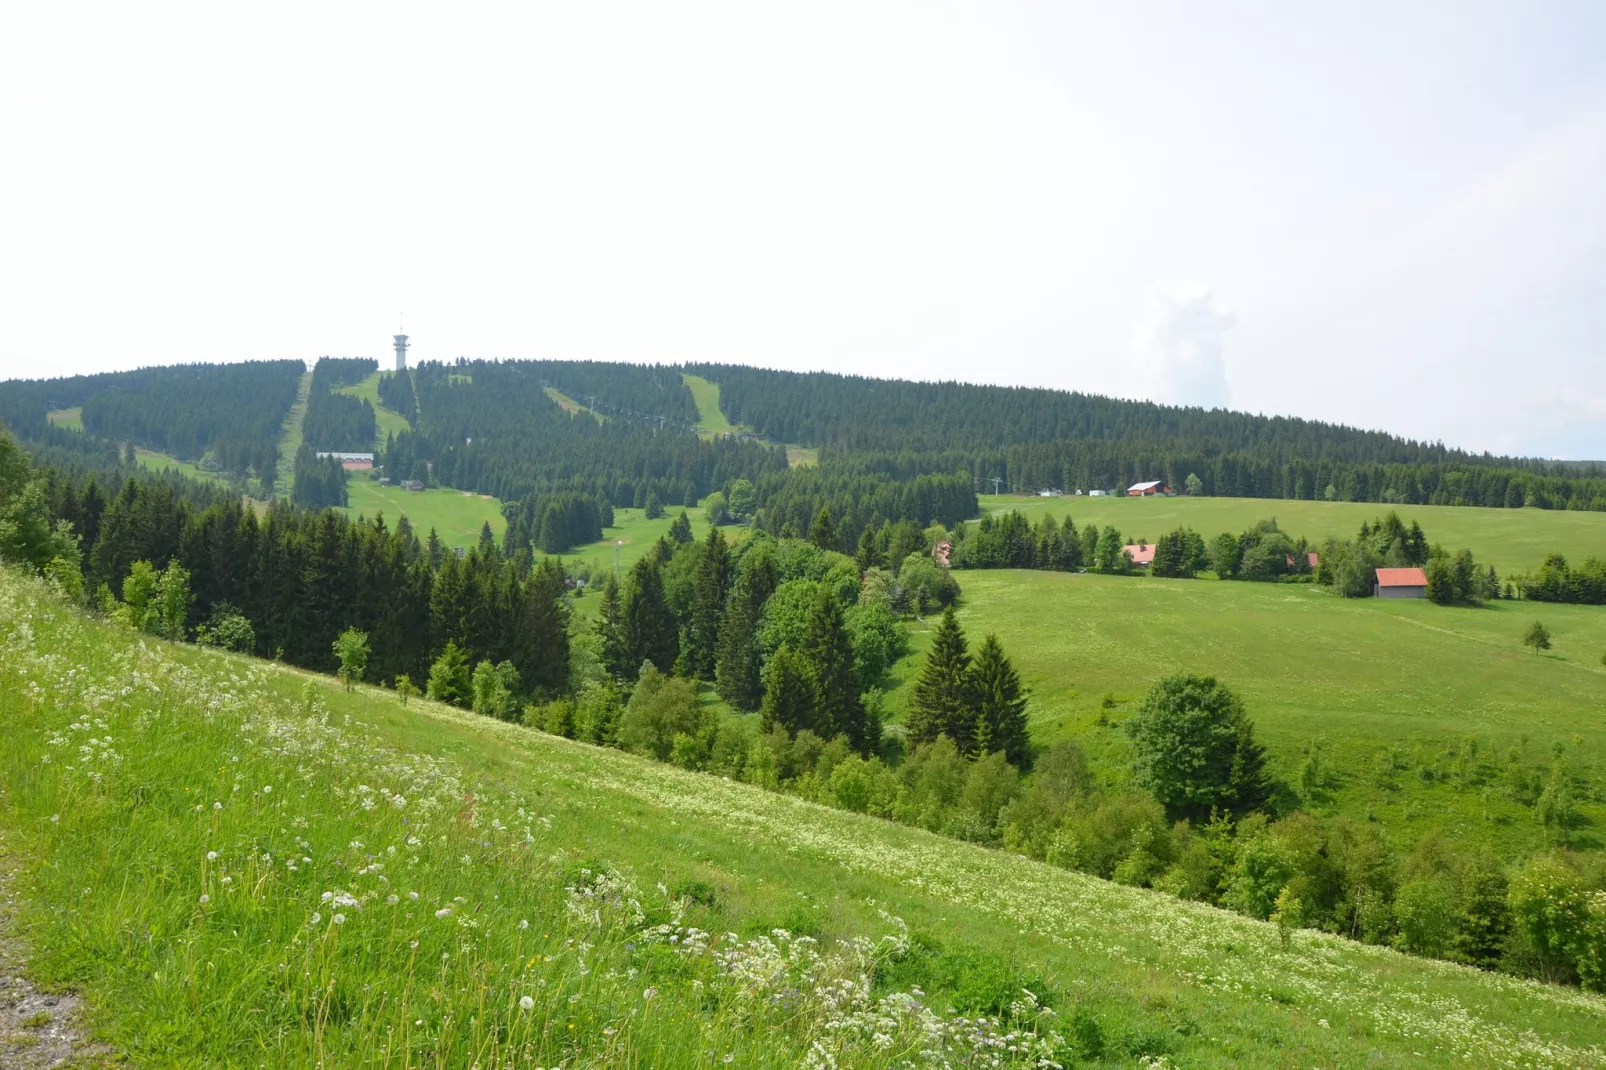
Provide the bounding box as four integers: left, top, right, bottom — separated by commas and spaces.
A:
759, 646, 816, 737
478, 521, 497, 556
518, 557, 571, 696
686, 527, 729, 679
1227, 713, 1273, 814
715, 552, 779, 711
906, 606, 974, 751
668, 510, 694, 545
811, 506, 838, 551
427, 639, 472, 706
622, 555, 677, 674
971, 633, 1029, 767
855, 524, 882, 570
595, 572, 629, 679
425, 528, 444, 569
799, 586, 865, 750
644, 490, 664, 520
429, 550, 469, 660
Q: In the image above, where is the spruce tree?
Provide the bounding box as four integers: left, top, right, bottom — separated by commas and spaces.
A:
811, 506, 838, 551
759, 646, 816, 737
715, 551, 779, 710
686, 527, 729, 679
594, 572, 629, 679
906, 606, 974, 751
855, 524, 882, 570
799, 586, 865, 750
668, 510, 694, 545
518, 557, 571, 697
971, 633, 1029, 767
622, 555, 678, 674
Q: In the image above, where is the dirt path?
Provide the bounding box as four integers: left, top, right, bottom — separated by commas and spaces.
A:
0, 832, 112, 1069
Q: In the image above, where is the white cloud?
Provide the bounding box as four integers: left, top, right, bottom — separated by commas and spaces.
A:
1132, 286, 1234, 409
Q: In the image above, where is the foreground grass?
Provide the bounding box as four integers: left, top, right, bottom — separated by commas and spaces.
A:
978, 494, 1606, 578
885, 570, 1606, 858
4, 569, 1606, 1066
344, 479, 507, 550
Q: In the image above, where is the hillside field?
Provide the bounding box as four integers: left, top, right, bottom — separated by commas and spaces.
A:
5, 566, 1606, 1067
978, 494, 1606, 578
333, 369, 414, 447
44, 407, 83, 431
343, 478, 506, 549
882, 569, 1606, 858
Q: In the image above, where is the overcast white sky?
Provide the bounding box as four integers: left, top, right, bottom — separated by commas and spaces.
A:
2, 2, 1603, 458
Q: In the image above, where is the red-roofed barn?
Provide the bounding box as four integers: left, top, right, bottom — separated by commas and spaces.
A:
1374, 567, 1427, 599
1123, 543, 1156, 567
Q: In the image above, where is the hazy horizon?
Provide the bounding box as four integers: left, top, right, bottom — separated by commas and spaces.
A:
3, 2, 1603, 458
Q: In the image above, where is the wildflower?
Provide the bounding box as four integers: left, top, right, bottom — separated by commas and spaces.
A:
519, 996, 535, 1011
262, 785, 272, 794
387, 895, 399, 906
643, 987, 658, 1001
333, 913, 346, 925
199, 894, 210, 905
436, 907, 452, 919
206, 851, 218, 861
519, 919, 529, 930
409, 891, 420, 901
213, 801, 222, 810
310, 912, 321, 925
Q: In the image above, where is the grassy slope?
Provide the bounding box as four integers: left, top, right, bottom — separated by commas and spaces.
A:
343, 479, 505, 550
44, 407, 83, 431
979, 494, 1606, 578
884, 570, 1606, 857
682, 373, 737, 437
132, 447, 235, 489
273, 366, 314, 496
4, 568, 1605, 1068
334, 369, 413, 447
543, 385, 605, 423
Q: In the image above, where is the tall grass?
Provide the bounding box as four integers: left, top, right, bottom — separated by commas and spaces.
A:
0, 568, 1070, 1067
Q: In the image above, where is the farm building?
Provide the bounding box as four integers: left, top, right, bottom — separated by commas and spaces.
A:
1122, 543, 1156, 567
316, 451, 375, 471
1127, 480, 1170, 496
1088, 489, 1110, 497
400, 480, 425, 492
1374, 567, 1428, 599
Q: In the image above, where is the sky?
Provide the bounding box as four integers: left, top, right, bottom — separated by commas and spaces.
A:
2, 2, 1603, 459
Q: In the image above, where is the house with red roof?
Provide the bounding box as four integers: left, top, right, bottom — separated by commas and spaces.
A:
1374, 567, 1427, 598
1122, 542, 1156, 567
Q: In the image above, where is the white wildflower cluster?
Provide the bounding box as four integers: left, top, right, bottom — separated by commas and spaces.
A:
564, 867, 646, 931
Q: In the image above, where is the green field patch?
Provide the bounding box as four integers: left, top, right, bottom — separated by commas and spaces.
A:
979, 493, 1606, 578
342, 478, 505, 549
887, 568, 1606, 857
543, 385, 605, 423
133, 447, 234, 489
44, 406, 82, 431
682, 373, 738, 437
561, 504, 741, 617
334, 369, 413, 446
6, 567, 1606, 1067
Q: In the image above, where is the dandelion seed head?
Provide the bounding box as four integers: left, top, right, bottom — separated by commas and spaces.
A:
519, 995, 535, 1011
333, 913, 346, 925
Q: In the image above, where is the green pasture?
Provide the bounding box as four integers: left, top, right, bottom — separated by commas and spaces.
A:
334, 369, 414, 446
4, 567, 1605, 1067
979, 493, 1606, 578
885, 569, 1606, 857
563, 505, 741, 615
44, 406, 82, 431
343, 478, 505, 549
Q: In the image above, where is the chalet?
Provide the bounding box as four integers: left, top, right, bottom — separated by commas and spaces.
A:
1127, 480, 1170, 497
932, 540, 953, 568
400, 480, 425, 492
316, 451, 375, 471
1036, 488, 1064, 498
1122, 542, 1156, 567
1374, 567, 1427, 599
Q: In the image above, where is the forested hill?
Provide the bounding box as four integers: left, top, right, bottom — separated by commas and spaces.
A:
383, 359, 785, 504
0, 360, 304, 481
686, 363, 1606, 510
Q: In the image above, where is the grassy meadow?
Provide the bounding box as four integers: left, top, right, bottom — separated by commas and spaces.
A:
334, 369, 414, 447
343, 478, 506, 550
564, 506, 741, 617
44, 406, 83, 431
683, 373, 738, 437
978, 494, 1606, 579
882, 569, 1606, 858
132, 447, 236, 489
6, 567, 1606, 1067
